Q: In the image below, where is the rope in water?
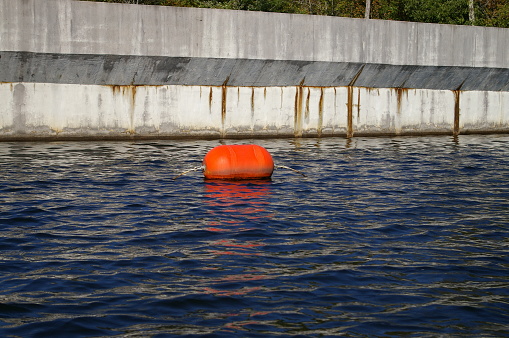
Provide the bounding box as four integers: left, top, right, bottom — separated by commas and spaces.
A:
173, 164, 306, 179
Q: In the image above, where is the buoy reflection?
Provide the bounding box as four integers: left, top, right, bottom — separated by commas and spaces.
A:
204, 180, 273, 231
203, 180, 273, 301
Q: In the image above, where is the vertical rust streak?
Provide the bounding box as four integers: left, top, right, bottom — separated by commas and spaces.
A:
208, 87, 213, 114
130, 85, 137, 135
221, 86, 227, 137
111, 85, 120, 95
357, 87, 361, 118
347, 86, 353, 138
345, 64, 364, 138
396, 88, 403, 114
221, 77, 230, 138
453, 90, 461, 136
251, 87, 255, 118
318, 88, 324, 137
111, 85, 137, 135
294, 81, 304, 137
305, 88, 310, 119
130, 85, 137, 105
396, 87, 408, 117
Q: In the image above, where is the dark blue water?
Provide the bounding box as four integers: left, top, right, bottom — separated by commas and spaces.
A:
1, 136, 508, 337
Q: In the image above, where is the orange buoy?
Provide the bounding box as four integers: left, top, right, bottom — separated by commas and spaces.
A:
203, 144, 274, 180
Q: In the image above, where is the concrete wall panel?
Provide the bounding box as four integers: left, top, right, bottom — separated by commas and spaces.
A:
319, 87, 349, 136
399, 89, 456, 134
1, 83, 133, 136
1, 0, 508, 67
5, 83, 494, 138
352, 88, 456, 135
460, 91, 509, 133
223, 87, 296, 136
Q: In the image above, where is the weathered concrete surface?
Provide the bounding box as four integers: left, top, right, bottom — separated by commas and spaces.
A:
1, 0, 507, 67
2, 82, 508, 138
2, 52, 509, 90
0, 0, 508, 139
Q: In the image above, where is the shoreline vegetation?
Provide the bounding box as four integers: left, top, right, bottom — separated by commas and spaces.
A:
81, 0, 509, 28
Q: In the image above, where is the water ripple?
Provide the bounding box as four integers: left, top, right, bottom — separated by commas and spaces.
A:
0, 136, 508, 337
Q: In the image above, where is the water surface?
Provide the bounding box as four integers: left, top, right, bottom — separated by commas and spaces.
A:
1, 136, 508, 337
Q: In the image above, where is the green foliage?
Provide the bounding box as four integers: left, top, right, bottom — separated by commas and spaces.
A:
331, 0, 366, 17
492, 3, 509, 28
81, 0, 509, 28
190, 0, 302, 13
401, 0, 470, 25
476, 1, 509, 28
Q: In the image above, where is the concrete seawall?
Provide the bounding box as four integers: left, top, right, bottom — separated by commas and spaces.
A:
1, 0, 508, 139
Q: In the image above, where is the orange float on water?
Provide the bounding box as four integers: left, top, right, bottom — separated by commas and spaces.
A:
203, 144, 274, 180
